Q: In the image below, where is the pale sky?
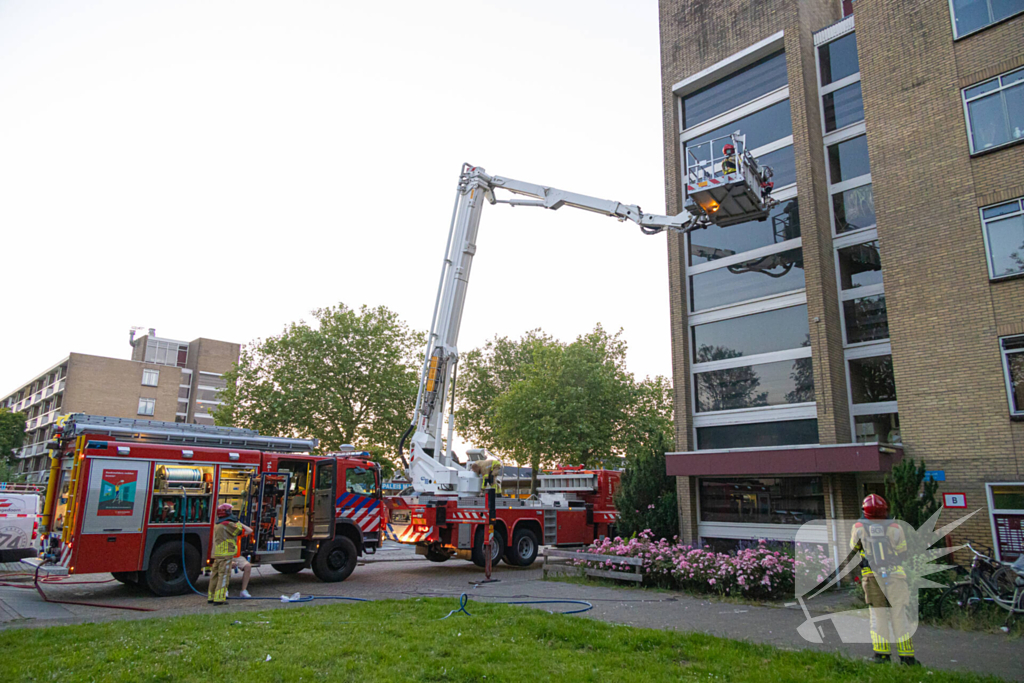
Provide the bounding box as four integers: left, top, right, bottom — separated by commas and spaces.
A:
0, 0, 672, 398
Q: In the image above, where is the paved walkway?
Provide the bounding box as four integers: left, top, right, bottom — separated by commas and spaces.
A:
2, 546, 1021, 681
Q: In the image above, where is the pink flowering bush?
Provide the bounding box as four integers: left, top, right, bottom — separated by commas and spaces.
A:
572, 530, 817, 601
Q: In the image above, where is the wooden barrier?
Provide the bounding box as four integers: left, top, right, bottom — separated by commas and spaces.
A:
542, 547, 643, 583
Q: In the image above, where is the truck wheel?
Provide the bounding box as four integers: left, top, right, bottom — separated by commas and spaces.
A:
271, 562, 307, 574
471, 525, 505, 568
425, 547, 450, 563
143, 542, 201, 597
508, 527, 539, 567
312, 536, 358, 582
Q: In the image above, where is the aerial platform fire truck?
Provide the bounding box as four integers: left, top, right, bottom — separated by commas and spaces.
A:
385, 134, 775, 568
24, 414, 384, 595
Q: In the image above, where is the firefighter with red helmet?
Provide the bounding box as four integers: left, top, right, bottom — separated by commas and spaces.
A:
208, 503, 253, 605
721, 143, 738, 175
849, 494, 918, 666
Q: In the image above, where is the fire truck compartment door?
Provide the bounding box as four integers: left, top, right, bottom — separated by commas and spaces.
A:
312, 460, 336, 539
81, 459, 150, 534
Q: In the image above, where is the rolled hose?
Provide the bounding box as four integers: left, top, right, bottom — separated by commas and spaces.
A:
397, 423, 414, 470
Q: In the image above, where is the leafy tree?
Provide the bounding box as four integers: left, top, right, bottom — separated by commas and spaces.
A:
884, 458, 940, 529
214, 304, 424, 471
0, 408, 26, 463
457, 325, 673, 491
454, 329, 554, 477
614, 426, 678, 540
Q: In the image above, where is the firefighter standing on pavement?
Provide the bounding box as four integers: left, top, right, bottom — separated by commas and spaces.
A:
849, 494, 918, 666
208, 503, 252, 605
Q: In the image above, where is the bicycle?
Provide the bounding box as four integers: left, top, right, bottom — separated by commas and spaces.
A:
938, 542, 1024, 629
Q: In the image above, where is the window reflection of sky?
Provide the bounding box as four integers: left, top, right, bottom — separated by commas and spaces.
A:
693, 305, 810, 361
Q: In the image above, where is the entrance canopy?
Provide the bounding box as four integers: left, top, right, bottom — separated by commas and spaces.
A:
665, 442, 902, 477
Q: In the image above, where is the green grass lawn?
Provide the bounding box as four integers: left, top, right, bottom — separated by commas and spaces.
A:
0, 599, 1005, 683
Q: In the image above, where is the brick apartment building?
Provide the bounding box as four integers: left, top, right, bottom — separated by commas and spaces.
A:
2, 330, 240, 482
660, 0, 1024, 563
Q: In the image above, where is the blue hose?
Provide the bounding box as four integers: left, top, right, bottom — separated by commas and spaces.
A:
440, 593, 593, 618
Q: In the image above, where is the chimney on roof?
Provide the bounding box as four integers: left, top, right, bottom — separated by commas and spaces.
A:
149, 328, 156, 337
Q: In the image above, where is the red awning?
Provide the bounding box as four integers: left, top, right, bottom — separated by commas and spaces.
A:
665, 443, 902, 477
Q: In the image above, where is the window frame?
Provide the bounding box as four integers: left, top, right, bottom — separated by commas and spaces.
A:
979, 197, 1024, 280
141, 368, 160, 387
137, 397, 156, 416
985, 482, 1024, 562
948, 0, 1024, 40
825, 128, 874, 237
961, 68, 1024, 154
815, 28, 863, 139
832, 229, 890, 348
1001, 335, 1024, 417
844, 345, 898, 436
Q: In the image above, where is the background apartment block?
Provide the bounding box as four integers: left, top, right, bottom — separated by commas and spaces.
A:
2, 330, 240, 482
659, 0, 1024, 563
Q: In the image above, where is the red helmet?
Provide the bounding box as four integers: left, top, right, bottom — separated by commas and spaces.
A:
723, 143, 735, 154
862, 494, 888, 520
217, 503, 234, 519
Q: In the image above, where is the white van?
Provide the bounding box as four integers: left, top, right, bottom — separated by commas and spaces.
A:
0, 485, 42, 563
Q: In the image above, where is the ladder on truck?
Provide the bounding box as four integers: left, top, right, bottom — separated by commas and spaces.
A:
53, 414, 318, 453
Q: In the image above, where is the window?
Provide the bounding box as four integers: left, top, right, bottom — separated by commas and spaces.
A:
144, 340, 189, 367
833, 183, 876, 233
682, 51, 788, 129
843, 294, 889, 344
854, 413, 901, 444
138, 398, 155, 416
837, 240, 883, 289
684, 100, 793, 169
963, 68, 1024, 153
1002, 335, 1024, 416
950, 0, 1024, 38
346, 467, 377, 495
700, 477, 825, 524
849, 355, 896, 403
828, 135, 871, 184
689, 199, 801, 266
693, 305, 810, 362
823, 81, 864, 133
696, 419, 819, 450
196, 388, 223, 402
142, 369, 159, 387
819, 32, 859, 86
981, 197, 1024, 279
985, 483, 1024, 561
690, 249, 804, 311
695, 358, 814, 412
755, 146, 797, 189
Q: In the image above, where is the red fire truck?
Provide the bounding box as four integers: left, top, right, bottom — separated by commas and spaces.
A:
27, 414, 384, 596
384, 465, 620, 567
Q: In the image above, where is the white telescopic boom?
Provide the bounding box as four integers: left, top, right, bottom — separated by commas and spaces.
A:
403, 164, 696, 496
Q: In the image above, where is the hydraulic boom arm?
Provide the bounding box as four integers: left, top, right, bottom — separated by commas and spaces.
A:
402, 155, 772, 497
400, 164, 699, 496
